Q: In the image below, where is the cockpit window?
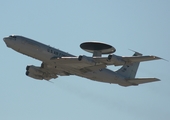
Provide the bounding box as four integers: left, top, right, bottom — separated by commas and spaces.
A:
9, 35, 16, 39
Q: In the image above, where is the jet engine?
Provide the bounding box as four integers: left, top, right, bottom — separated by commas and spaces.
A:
78, 55, 95, 65
26, 65, 58, 80
26, 65, 44, 75
107, 54, 125, 65
26, 71, 43, 80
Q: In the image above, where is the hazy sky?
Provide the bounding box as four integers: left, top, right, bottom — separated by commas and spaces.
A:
1, 1, 170, 120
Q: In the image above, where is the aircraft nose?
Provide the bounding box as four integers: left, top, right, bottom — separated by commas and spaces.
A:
3, 37, 10, 47
3, 37, 8, 43
3, 37, 7, 42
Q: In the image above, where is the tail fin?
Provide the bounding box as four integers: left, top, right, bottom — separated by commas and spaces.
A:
116, 52, 142, 79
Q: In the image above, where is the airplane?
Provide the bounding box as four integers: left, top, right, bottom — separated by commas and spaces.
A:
3, 35, 161, 87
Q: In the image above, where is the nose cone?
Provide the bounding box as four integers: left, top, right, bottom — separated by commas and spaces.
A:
3, 37, 7, 42
3, 37, 10, 47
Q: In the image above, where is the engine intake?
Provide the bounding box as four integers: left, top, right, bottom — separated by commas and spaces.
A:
26, 65, 44, 75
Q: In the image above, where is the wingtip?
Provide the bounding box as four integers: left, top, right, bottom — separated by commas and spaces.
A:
162, 58, 169, 62
128, 49, 168, 61
152, 56, 162, 60
154, 56, 169, 62
154, 78, 161, 81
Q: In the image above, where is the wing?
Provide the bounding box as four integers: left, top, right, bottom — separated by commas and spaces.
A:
122, 56, 161, 63
50, 54, 161, 68
50, 56, 106, 71
100, 54, 161, 66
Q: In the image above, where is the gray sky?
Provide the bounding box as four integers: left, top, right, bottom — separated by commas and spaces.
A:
1, 0, 170, 120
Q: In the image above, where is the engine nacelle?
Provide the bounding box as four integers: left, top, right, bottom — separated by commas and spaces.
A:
26, 65, 44, 76
26, 71, 43, 80
107, 54, 125, 65
78, 55, 95, 65
26, 65, 58, 80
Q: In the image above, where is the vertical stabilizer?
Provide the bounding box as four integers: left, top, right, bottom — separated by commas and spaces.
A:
116, 52, 142, 79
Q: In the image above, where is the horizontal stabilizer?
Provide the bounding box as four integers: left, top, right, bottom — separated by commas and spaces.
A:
127, 78, 160, 85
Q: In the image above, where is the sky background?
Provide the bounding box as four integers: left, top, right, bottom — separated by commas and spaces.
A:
1, 0, 170, 120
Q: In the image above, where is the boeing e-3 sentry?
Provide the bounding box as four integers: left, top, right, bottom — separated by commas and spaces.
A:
3, 35, 161, 86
